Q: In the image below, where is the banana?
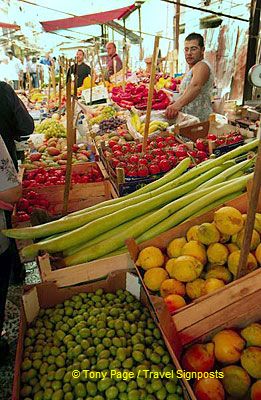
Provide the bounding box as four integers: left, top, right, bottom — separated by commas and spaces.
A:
139, 123, 145, 134
131, 111, 141, 132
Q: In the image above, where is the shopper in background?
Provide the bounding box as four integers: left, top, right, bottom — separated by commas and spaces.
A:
22, 55, 31, 90
106, 42, 122, 78
6, 49, 23, 90
29, 57, 39, 88
0, 136, 22, 364
40, 52, 52, 84
165, 32, 214, 121
0, 56, 10, 82
67, 49, 91, 88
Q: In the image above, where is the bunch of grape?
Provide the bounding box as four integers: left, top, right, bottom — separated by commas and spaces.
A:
34, 120, 66, 139
99, 116, 126, 132
89, 106, 116, 125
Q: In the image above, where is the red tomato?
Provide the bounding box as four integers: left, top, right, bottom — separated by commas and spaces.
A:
159, 159, 172, 172
138, 158, 148, 166
130, 155, 139, 164
138, 165, 149, 177
149, 164, 160, 174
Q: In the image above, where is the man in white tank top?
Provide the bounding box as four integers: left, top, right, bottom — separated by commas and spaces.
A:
165, 33, 214, 121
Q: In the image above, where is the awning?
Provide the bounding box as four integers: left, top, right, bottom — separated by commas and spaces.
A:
0, 22, 20, 30
41, 4, 136, 32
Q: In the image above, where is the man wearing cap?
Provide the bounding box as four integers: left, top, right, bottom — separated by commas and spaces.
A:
6, 49, 23, 90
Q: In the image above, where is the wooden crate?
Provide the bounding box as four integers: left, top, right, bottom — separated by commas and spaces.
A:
37, 252, 133, 287
12, 270, 192, 400
126, 192, 261, 337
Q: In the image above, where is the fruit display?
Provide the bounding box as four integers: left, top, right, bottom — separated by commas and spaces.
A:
19, 288, 185, 400
130, 110, 169, 137
111, 83, 170, 110
23, 138, 94, 169
34, 119, 66, 139
22, 165, 103, 189
98, 116, 127, 133
102, 135, 207, 178
135, 206, 260, 313
3, 139, 258, 266
181, 322, 261, 399
14, 191, 51, 222
155, 75, 180, 91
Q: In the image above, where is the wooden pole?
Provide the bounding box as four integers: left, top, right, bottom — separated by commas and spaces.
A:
142, 35, 160, 153
72, 57, 78, 144
58, 65, 62, 120
122, 45, 127, 90
174, 0, 180, 73
63, 63, 73, 215
95, 43, 106, 87
236, 138, 261, 279
51, 64, 56, 98
47, 73, 51, 113
163, 41, 171, 75
138, 6, 143, 61
90, 49, 95, 105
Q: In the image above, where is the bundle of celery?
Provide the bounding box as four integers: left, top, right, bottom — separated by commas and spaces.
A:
2, 140, 258, 266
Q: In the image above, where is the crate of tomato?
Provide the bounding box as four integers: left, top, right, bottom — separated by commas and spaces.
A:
99, 134, 207, 196
20, 161, 116, 212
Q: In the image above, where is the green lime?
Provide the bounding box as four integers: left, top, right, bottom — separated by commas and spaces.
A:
97, 359, 109, 370
116, 348, 127, 362
109, 359, 121, 369
99, 350, 110, 359
63, 383, 72, 393
128, 390, 140, 400
21, 359, 32, 371
97, 377, 113, 392
122, 358, 133, 369
162, 354, 170, 365
64, 393, 73, 400
102, 338, 112, 348
86, 381, 97, 396
75, 382, 86, 397
133, 343, 145, 352
165, 381, 177, 394
150, 353, 161, 364
86, 346, 96, 357
151, 379, 163, 392
119, 393, 128, 400
137, 377, 147, 389
132, 351, 144, 362
43, 388, 53, 400
55, 368, 65, 381
112, 338, 122, 347
51, 381, 62, 391
116, 381, 127, 393
55, 330, 65, 341
105, 386, 118, 399
79, 328, 90, 338
20, 385, 32, 397
96, 344, 105, 354
81, 359, 90, 370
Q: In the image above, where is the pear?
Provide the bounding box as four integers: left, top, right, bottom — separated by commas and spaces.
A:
241, 323, 261, 347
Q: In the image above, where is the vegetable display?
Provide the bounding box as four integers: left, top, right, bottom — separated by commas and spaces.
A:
111, 83, 170, 110
3, 139, 258, 267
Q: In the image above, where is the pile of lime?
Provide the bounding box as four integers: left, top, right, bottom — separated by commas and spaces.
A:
20, 289, 184, 400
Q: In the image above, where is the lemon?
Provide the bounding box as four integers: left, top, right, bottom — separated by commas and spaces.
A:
144, 268, 168, 291
136, 246, 165, 270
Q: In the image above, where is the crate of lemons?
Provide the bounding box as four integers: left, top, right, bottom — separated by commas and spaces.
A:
136, 206, 261, 314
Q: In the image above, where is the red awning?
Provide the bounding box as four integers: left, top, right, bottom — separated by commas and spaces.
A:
0, 22, 20, 30
41, 4, 136, 32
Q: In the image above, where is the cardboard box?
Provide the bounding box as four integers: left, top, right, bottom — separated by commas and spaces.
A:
12, 271, 194, 400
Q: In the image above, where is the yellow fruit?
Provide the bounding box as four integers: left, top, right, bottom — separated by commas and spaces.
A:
212, 329, 245, 364
160, 279, 185, 298
227, 243, 239, 254
241, 347, 261, 379
197, 223, 220, 245
181, 240, 207, 265
235, 228, 260, 251
228, 250, 258, 277
205, 265, 232, 284
166, 256, 203, 282
186, 279, 205, 299
214, 206, 244, 235
219, 232, 231, 243
186, 225, 200, 241
136, 246, 164, 270
202, 278, 225, 296
256, 243, 261, 264
167, 237, 187, 258
221, 365, 251, 399
207, 243, 229, 265
143, 268, 168, 291
241, 323, 261, 347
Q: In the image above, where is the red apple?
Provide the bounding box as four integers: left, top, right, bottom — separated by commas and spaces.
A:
194, 378, 225, 400
182, 343, 215, 372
